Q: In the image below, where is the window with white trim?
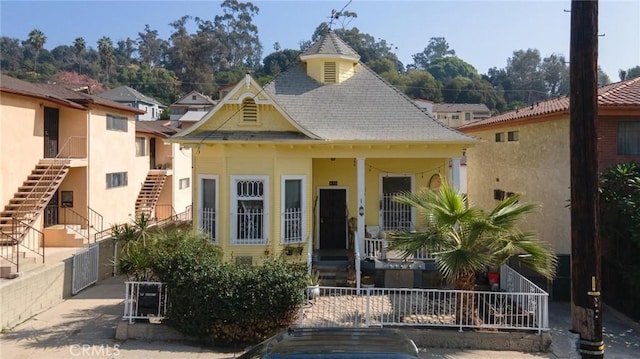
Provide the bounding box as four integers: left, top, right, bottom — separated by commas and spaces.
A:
107, 114, 128, 132
231, 176, 269, 244
380, 175, 413, 231
199, 175, 218, 242
106, 172, 128, 188
281, 176, 305, 244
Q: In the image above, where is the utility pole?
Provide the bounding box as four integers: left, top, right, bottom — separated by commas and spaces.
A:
569, 1, 603, 358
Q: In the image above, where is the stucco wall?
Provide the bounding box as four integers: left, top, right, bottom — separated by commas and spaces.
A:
0, 94, 47, 207
465, 118, 571, 255
172, 144, 192, 214
87, 108, 141, 227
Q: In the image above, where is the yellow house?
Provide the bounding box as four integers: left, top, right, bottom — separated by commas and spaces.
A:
170, 31, 476, 285
459, 77, 640, 300
0, 74, 146, 276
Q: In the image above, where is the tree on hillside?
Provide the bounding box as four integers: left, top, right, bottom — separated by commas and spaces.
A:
598, 66, 612, 86
505, 49, 547, 104
442, 76, 506, 113
412, 37, 455, 70
137, 25, 165, 67
403, 69, 442, 102
258, 48, 301, 79
540, 53, 569, 96
73, 37, 86, 74
619, 65, 640, 81
0, 37, 24, 73
97, 36, 114, 84
389, 181, 557, 325
213, 0, 262, 70
27, 29, 46, 73
426, 56, 479, 82
116, 38, 137, 66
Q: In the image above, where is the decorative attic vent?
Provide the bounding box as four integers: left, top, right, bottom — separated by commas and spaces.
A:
324, 62, 337, 83
242, 98, 257, 122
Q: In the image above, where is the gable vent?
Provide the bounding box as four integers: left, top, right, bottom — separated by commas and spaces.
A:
243, 98, 257, 122
324, 62, 337, 83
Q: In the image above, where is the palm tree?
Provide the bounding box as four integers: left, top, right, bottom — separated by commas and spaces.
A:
389, 181, 557, 324
27, 29, 46, 73
73, 37, 86, 74
97, 36, 114, 84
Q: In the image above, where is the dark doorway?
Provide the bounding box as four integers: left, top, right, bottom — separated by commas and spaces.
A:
149, 138, 156, 169
319, 188, 347, 250
44, 107, 59, 158
44, 190, 59, 227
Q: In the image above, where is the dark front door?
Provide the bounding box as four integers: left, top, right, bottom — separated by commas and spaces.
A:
319, 188, 347, 250
44, 190, 59, 227
44, 107, 59, 158
149, 138, 156, 169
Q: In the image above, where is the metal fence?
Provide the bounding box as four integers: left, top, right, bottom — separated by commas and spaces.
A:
298, 285, 548, 333
363, 238, 436, 261
72, 243, 99, 294
123, 281, 168, 324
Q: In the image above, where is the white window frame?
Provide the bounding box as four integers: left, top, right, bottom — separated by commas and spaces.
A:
231, 175, 269, 245
379, 174, 415, 231
281, 175, 306, 244
198, 174, 219, 243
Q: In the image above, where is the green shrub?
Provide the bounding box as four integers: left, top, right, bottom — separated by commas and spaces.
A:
160, 258, 307, 346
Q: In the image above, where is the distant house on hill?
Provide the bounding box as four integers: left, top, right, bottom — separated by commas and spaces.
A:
169, 91, 217, 125
98, 86, 166, 121
413, 100, 490, 128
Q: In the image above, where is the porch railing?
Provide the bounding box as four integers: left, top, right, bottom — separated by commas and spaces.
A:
363, 238, 436, 261
56, 136, 87, 158
123, 281, 168, 324
283, 208, 303, 244
298, 284, 548, 333
199, 208, 216, 242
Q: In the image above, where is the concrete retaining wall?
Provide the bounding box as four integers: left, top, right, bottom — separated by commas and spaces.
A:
0, 238, 117, 330
0, 258, 73, 330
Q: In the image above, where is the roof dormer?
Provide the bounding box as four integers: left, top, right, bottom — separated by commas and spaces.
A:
299, 30, 360, 84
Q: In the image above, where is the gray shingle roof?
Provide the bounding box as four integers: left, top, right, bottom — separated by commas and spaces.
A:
263, 63, 473, 143
98, 86, 165, 107
300, 30, 360, 61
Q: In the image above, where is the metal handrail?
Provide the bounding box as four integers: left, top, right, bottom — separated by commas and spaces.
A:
13, 218, 44, 263
60, 207, 90, 241
88, 207, 104, 234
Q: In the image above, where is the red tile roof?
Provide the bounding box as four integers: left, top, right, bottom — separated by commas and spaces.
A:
460, 77, 640, 130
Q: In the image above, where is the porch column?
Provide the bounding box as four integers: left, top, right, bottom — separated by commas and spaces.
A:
451, 157, 461, 191
356, 157, 365, 288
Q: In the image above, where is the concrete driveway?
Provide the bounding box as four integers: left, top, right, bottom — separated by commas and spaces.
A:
1, 276, 639, 359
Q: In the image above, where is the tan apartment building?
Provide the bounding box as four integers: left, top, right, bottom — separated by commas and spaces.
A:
0, 74, 148, 276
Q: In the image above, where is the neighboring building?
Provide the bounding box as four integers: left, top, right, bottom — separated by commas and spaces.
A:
98, 85, 166, 121
458, 77, 640, 300
134, 120, 193, 220
169, 91, 217, 123
0, 74, 148, 276
170, 31, 476, 284
431, 103, 491, 128
413, 98, 434, 114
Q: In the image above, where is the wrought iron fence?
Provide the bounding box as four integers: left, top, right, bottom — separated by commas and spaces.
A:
298, 285, 548, 333
283, 208, 303, 244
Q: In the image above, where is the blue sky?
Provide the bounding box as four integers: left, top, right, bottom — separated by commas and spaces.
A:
1, 0, 638, 80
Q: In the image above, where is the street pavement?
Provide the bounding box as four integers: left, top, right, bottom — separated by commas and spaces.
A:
1, 276, 639, 359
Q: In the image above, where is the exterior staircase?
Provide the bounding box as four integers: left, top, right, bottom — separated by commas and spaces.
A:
0, 160, 70, 275
312, 249, 355, 287
135, 170, 167, 219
